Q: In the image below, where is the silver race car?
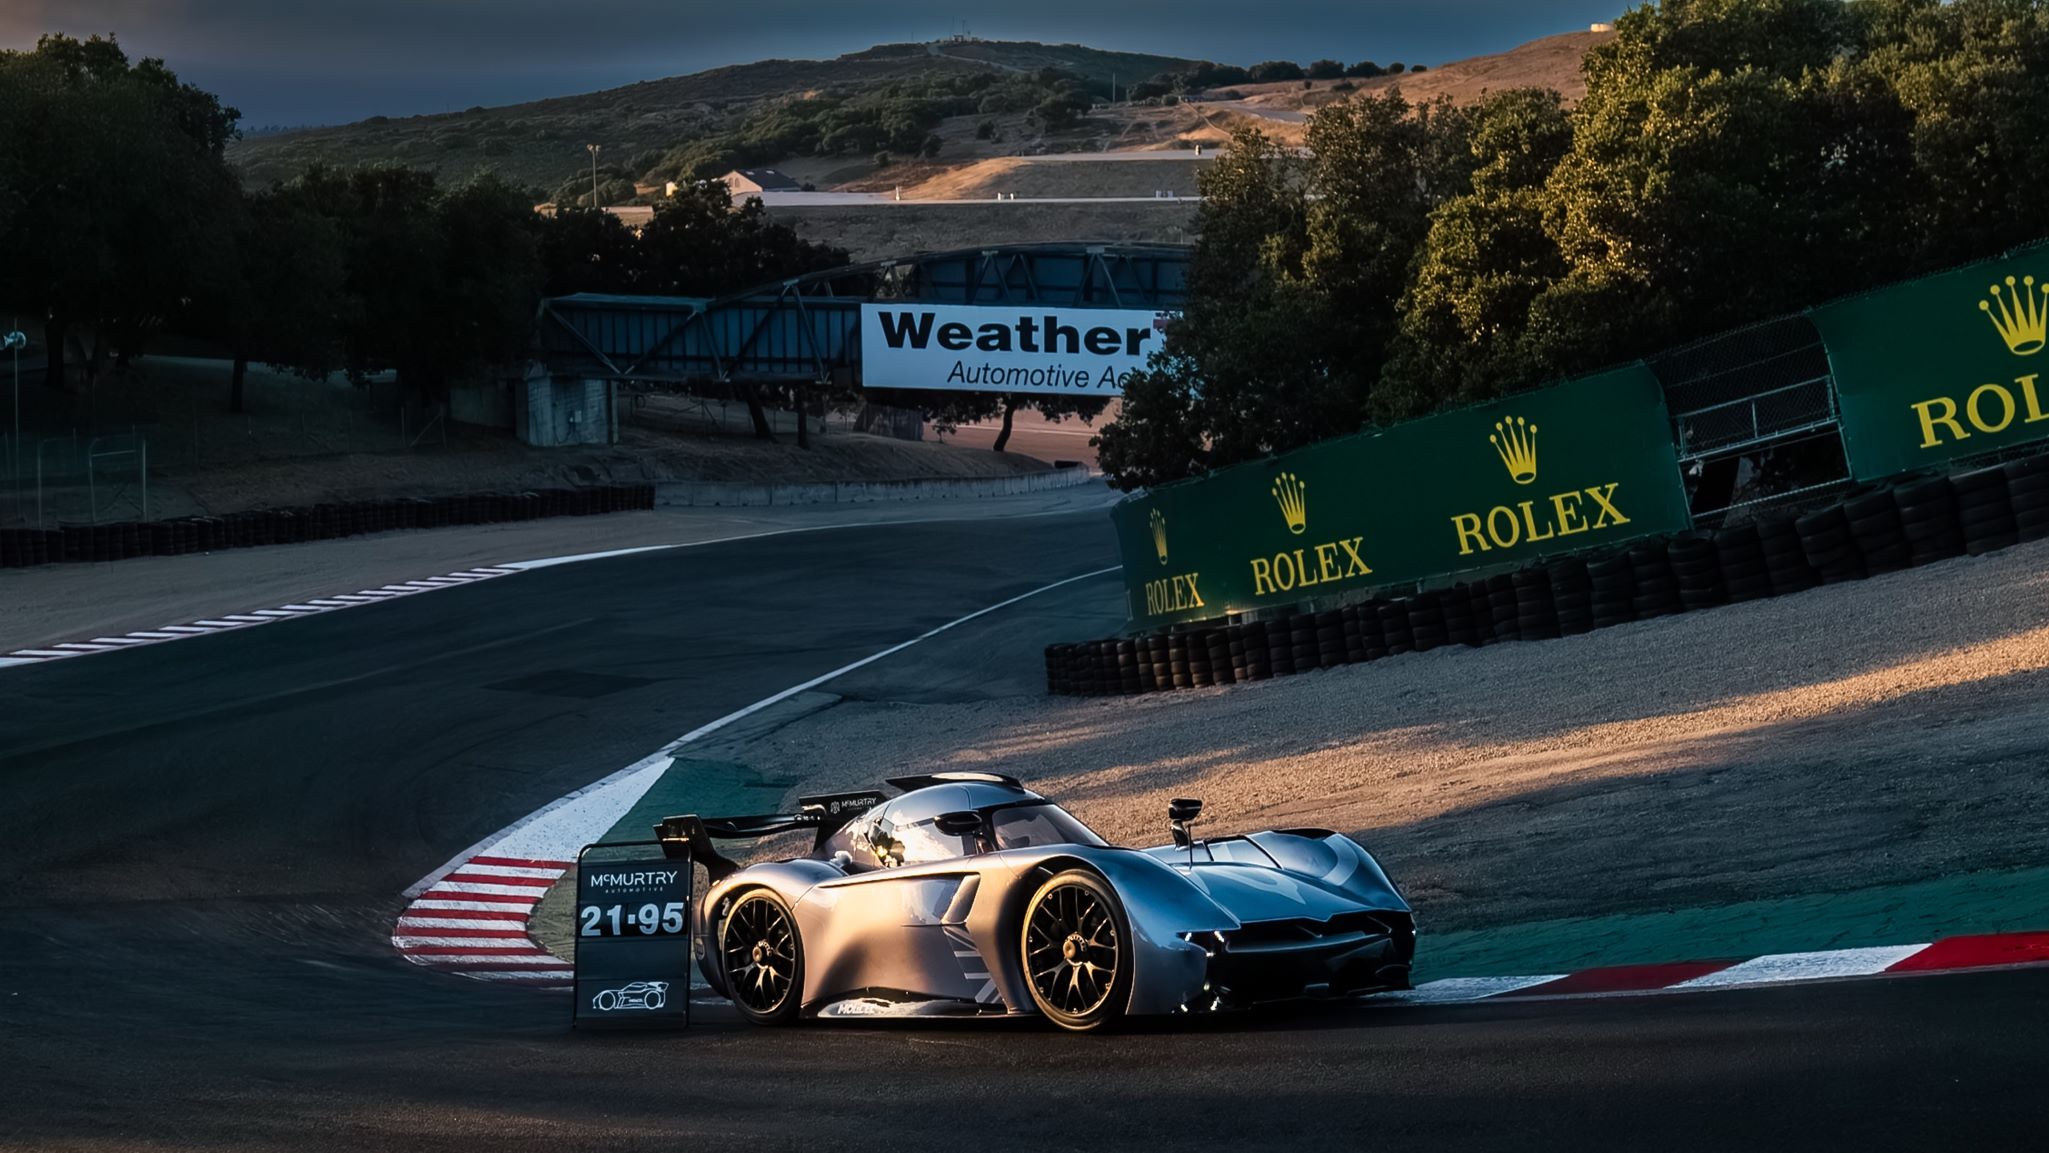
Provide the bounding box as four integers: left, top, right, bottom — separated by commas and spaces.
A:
655, 771, 1414, 1031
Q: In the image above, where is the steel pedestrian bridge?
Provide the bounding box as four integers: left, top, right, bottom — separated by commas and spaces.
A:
534, 243, 1193, 388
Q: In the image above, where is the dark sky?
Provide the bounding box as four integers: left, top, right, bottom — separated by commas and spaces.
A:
2, 1, 1627, 127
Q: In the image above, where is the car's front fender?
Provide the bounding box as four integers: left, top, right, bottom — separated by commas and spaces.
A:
1055, 848, 1238, 1016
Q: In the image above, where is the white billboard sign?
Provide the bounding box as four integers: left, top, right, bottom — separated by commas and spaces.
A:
860, 303, 1172, 395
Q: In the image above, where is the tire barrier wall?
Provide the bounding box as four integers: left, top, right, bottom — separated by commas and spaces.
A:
1114, 238, 2049, 635
1047, 457, 2049, 696
655, 463, 1095, 507
0, 484, 657, 570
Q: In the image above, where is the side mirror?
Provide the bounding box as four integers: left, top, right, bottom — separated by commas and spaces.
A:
932, 811, 985, 837
1169, 798, 1202, 848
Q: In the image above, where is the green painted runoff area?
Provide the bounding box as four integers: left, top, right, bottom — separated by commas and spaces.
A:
595, 757, 800, 847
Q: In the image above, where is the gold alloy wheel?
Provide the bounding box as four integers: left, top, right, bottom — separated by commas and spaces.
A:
720, 891, 800, 1023
1022, 870, 1127, 1031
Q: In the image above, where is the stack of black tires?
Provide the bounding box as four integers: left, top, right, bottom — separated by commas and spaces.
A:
1046, 457, 2049, 697
0, 484, 658, 569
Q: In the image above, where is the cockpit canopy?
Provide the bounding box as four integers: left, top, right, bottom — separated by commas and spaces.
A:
820, 780, 1106, 872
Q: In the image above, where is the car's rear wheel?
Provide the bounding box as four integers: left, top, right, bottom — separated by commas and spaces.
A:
717, 889, 803, 1025
1021, 869, 1130, 1032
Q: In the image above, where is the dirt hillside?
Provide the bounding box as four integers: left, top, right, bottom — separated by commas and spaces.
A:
1215, 28, 1612, 123
883, 154, 1212, 200
766, 200, 1199, 262
753, 534, 2049, 936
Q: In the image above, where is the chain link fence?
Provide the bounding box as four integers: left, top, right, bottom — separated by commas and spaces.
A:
1645, 313, 1851, 523
0, 361, 454, 528
617, 383, 928, 442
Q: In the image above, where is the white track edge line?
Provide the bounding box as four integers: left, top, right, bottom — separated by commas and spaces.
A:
4, 503, 1107, 672
399, 563, 1122, 903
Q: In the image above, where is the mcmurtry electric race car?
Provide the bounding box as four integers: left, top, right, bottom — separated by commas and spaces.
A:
655, 771, 1414, 1031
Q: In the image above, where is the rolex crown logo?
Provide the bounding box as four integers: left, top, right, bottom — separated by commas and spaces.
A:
1271, 471, 1308, 535
1150, 508, 1169, 565
1981, 274, 2047, 356
1490, 415, 1540, 485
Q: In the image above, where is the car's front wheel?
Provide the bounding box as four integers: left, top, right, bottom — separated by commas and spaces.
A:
717, 889, 803, 1026
1020, 869, 1130, 1032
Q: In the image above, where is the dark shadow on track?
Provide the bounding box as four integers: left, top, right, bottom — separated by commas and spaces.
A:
2, 509, 2045, 1150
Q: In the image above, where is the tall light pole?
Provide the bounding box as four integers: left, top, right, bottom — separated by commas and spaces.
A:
586, 143, 603, 209
4, 321, 24, 482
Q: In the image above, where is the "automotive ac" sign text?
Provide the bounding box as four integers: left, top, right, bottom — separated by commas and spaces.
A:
860, 303, 1173, 395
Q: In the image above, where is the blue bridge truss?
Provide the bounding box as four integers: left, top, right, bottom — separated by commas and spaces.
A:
534, 243, 1193, 387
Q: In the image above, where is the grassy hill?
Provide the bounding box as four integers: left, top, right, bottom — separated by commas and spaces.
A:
226, 32, 1605, 213
227, 40, 1201, 193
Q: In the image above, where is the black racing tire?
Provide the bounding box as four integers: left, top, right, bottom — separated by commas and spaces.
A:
717, 888, 805, 1026
1796, 508, 1864, 583
1439, 586, 1478, 647
1461, 583, 1495, 646
1379, 601, 1415, 655
1844, 491, 1909, 574
1896, 476, 1965, 565
1758, 515, 1818, 595
1338, 606, 1366, 657
1407, 593, 1447, 653
1713, 523, 1771, 602
1628, 541, 1680, 618
1512, 569, 1559, 640
1587, 553, 1635, 628
1953, 468, 2018, 555
1668, 536, 1726, 611
1021, 869, 1132, 1033
1486, 574, 1521, 642
1358, 602, 1390, 658
2002, 459, 2049, 521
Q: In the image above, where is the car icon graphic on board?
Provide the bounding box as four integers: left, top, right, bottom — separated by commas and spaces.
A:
591, 981, 670, 1011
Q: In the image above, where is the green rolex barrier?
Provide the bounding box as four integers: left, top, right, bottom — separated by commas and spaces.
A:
1812, 242, 2049, 481
1114, 364, 1694, 629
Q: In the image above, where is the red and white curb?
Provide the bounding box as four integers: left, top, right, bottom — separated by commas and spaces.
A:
394, 855, 576, 988
1381, 932, 2049, 1005
392, 749, 684, 989
393, 566, 1126, 991
0, 566, 523, 669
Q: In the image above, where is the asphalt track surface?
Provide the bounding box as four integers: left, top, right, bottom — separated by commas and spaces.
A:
2, 509, 2045, 1151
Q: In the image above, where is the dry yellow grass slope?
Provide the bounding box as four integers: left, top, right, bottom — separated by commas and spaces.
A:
887, 155, 1212, 200
766, 200, 1198, 262
1222, 29, 1612, 114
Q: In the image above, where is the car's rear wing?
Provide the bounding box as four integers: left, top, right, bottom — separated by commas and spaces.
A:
654, 790, 887, 881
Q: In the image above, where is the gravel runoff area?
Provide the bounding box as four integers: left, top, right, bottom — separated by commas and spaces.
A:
744, 537, 2049, 935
